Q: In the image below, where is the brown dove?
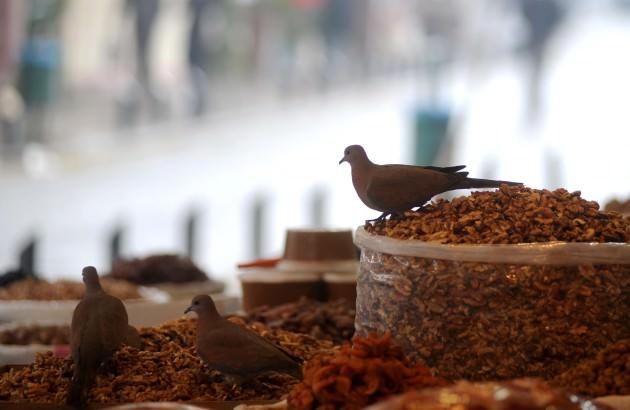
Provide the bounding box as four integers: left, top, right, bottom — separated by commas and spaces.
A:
185, 295, 301, 384
124, 325, 142, 349
67, 266, 129, 408
339, 145, 521, 222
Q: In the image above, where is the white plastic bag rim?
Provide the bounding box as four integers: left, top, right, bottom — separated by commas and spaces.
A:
354, 226, 630, 265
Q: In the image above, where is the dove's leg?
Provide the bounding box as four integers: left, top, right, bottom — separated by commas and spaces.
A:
412, 204, 429, 212
365, 212, 391, 225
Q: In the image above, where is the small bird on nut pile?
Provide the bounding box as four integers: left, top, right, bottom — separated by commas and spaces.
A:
339, 144, 521, 223
124, 324, 142, 349
185, 294, 302, 384
67, 266, 133, 408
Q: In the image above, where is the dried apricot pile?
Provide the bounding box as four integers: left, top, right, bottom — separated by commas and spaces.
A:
287, 333, 447, 410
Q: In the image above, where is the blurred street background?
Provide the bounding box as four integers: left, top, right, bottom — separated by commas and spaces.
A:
1, 0, 629, 291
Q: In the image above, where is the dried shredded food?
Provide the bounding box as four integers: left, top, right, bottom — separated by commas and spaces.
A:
286, 333, 448, 410
0, 277, 141, 300
366, 185, 630, 243
552, 339, 630, 397
242, 298, 355, 344
109, 254, 209, 285
0, 324, 70, 345
0, 318, 333, 403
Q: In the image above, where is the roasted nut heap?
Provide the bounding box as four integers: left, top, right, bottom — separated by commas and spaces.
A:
242, 298, 355, 344
553, 339, 630, 397
287, 332, 447, 410
0, 318, 333, 403
109, 254, 209, 285
367, 379, 609, 410
604, 198, 630, 215
0, 278, 141, 300
358, 186, 630, 384
366, 185, 629, 243
0, 324, 70, 345
357, 251, 630, 383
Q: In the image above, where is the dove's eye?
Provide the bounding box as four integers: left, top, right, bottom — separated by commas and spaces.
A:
345, 150, 349, 155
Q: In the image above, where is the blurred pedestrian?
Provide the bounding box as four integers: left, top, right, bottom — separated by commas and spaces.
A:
0, 0, 25, 157
133, 0, 159, 100
187, 0, 219, 117
516, 0, 565, 123
319, 0, 352, 87
0, 80, 25, 157
17, 0, 64, 147
117, 0, 165, 125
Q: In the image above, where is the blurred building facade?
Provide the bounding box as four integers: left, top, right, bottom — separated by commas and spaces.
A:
1, 0, 629, 288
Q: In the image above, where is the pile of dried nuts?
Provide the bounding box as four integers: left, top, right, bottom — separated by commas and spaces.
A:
0, 324, 70, 346
242, 298, 355, 344
0, 318, 333, 403
0, 278, 141, 300
366, 186, 629, 243
604, 198, 630, 215
109, 254, 210, 285
553, 339, 630, 397
357, 257, 630, 382
287, 332, 447, 410
357, 186, 630, 383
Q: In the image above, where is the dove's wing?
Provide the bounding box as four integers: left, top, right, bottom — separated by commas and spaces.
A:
95, 295, 129, 352
70, 298, 89, 357
73, 295, 128, 361
366, 165, 466, 212
199, 321, 297, 374
68, 292, 128, 407
419, 165, 466, 173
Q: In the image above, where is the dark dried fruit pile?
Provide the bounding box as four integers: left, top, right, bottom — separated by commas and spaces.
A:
366, 185, 630, 243
287, 333, 448, 410
0, 324, 70, 346
553, 339, 630, 397
109, 254, 209, 284
242, 298, 355, 344
0, 318, 333, 403
0, 278, 141, 300
604, 198, 630, 215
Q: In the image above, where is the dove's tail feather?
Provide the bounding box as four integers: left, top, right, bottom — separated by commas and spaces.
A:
67, 364, 96, 409
287, 365, 303, 380
455, 178, 521, 190
66, 375, 85, 409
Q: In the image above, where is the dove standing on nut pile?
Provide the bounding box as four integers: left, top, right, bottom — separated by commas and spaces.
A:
339, 144, 521, 223
185, 294, 302, 384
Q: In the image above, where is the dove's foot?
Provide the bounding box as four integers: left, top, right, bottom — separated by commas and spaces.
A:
412, 205, 427, 212
390, 212, 404, 220
365, 212, 391, 225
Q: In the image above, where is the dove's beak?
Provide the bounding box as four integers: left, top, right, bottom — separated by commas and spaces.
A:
184, 306, 192, 314
339, 156, 347, 165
